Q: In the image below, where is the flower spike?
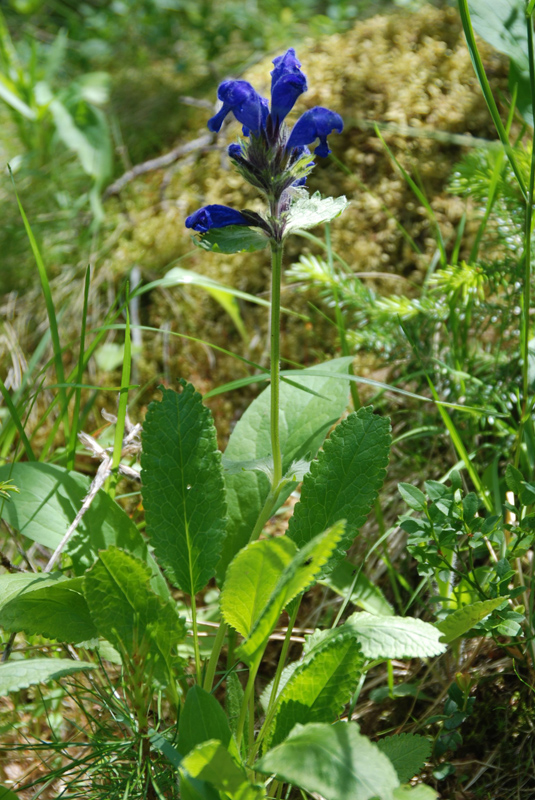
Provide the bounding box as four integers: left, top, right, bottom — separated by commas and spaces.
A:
287, 107, 344, 157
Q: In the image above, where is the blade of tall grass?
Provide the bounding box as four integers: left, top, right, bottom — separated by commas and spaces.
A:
109, 292, 132, 499
0, 375, 35, 461
67, 266, 90, 471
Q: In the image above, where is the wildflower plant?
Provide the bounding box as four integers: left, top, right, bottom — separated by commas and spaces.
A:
0, 50, 442, 799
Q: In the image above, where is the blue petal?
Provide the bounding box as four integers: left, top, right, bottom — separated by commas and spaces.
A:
270, 48, 307, 124
228, 143, 243, 159
208, 80, 268, 136
185, 204, 252, 233
286, 107, 344, 156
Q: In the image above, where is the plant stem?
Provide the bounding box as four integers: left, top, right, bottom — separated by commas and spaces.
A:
249, 485, 283, 544
203, 621, 227, 692
522, 11, 535, 420
270, 241, 284, 489
236, 656, 261, 750
190, 593, 203, 685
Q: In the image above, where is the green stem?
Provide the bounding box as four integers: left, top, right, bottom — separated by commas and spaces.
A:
251, 599, 301, 760
270, 241, 284, 489
203, 622, 227, 692
522, 11, 535, 419
248, 485, 283, 544
236, 656, 261, 750
190, 594, 203, 685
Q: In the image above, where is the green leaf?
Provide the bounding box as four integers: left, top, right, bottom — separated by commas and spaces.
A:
181, 740, 265, 800
141, 382, 227, 595
256, 721, 399, 800
398, 483, 427, 512
320, 559, 394, 616
222, 523, 345, 664
392, 786, 437, 800
268, 631, 364, 747
84, 547, 186, 685
178, 686, 236, 757
192, 226, 268, 254
342, 612, 446, 659
0, 786, 20, 799
0, 658, 95, 696
219, 357, 352, 581
178, 772, 220, 800
0, 573, 97, 643
149, 729, 183, 768
287, 408, 391, 571
285, 191, 349, 234
435, 598, 504, 644
376, 733, 432, 784
226, 671, 247, 746
0, 462, 168, 598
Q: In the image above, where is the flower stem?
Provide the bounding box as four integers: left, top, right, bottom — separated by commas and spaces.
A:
270, 241, 284, 490
203, 621, 227, 692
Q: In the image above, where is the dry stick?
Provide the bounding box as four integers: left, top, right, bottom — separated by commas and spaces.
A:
104, 133, 214, 197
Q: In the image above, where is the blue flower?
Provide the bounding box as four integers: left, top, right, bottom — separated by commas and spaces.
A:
228, 143, 243, 159
287, 107, 344, 157
270, 48, 307, 125
208, 80, 269, 137
185, 204, 252, 234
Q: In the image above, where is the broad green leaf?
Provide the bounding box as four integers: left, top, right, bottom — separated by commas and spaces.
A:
376, 733, 431, 784
398, 483, 427, 512
392, 786, 437, 800
182, 740, 265, 800
221, 537, 296, 639
0, 573, 96, 643
256, 721, 399, 800
178, 772, 220, 800
287, 408, 391, 571
285, 191, 349, 234
149, 729, 182, 768
268, 631, 364, 747
177, 686, 236, 757
0, 462, 168, 598
342, 612, 446, 659
0, 786, 19, 799
435, 598, 504, 644
192, 226, 268, 254
141, 382, 227, 595
219, 357, 352, 580
320, 558, 394, 616
0, 658, 95, 696
236, 523, 346, 663
226, 671, 247, 746
84, 547, 186, 685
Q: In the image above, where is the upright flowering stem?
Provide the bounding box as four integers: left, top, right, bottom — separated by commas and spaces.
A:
270, 240, 284, 490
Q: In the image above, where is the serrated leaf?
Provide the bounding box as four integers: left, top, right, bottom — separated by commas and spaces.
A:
376, 733, 431, 784
0, 658, 95, 696
141, 382, 227, 595
268, 632, 364, 747
343, 612, 446, 659
0, 462, 168, 597
223, 523, 345, 664
0, 573, 96, 643
221, 537, 296, 639
192, 226, 268, 254
398, 483, 427, 512
182, 740, 265, 800
84, 547, 186, 685
435, 598, 504, 644
256, 721, 399, 800
287, 408, 391, 572
219, 357, 352, 581
178, 686, 236, 757
320, 558, 394, 616
284, 191, 349, 234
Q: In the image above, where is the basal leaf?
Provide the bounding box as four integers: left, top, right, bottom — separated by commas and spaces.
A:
285, 191, 349, 234
220, 537, 296, 640
268, 631, 364, 747
0, 658, 95, 697
234, 523, 345, 664
141, 382, 227, 595
256, 721, 399, 800
181, 740, 265, 800
0, 462, 168, 598
192, 226, 269, 254
392, 786, 438, 800
177, 686, 236, 757
219, 357, 352, 581
287, 408, 391, 572
0, 574, 96, 643
376, 733, 431, 784
320, 559, 393, 616
435, 598, 504, 644
343, 612, 446, 659
84, 547, 186, 685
